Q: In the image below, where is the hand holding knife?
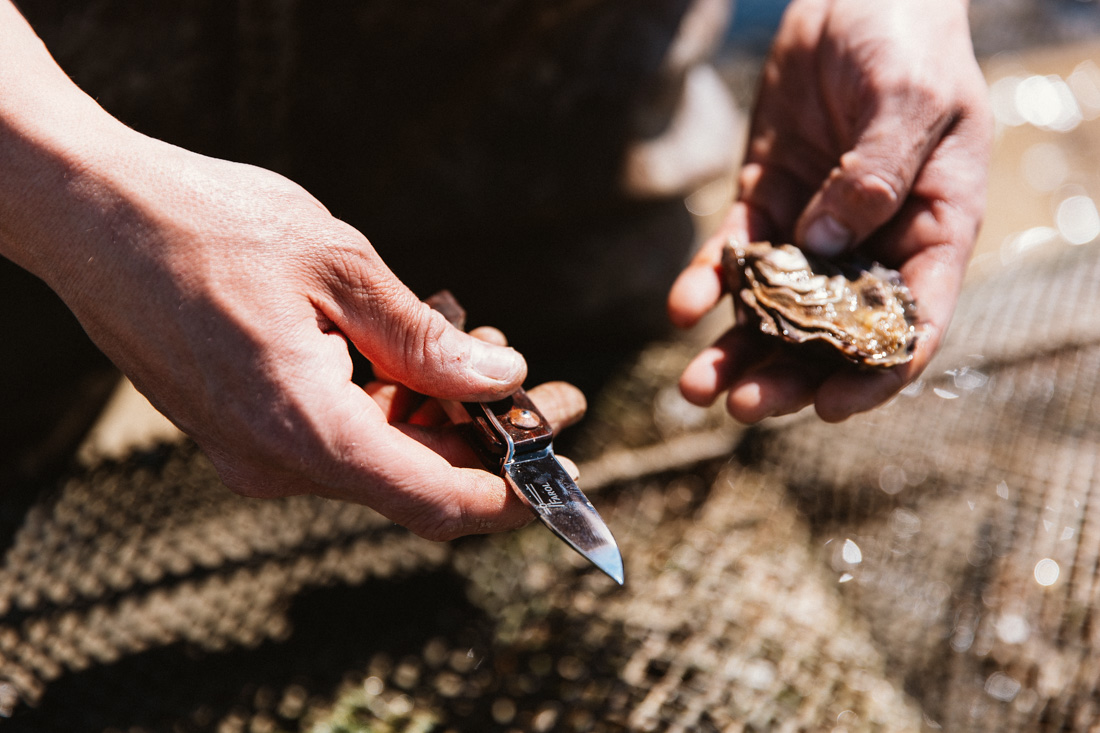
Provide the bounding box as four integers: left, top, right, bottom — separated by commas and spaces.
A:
428, 292, 624, 585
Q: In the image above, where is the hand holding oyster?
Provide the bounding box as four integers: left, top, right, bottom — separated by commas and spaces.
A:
723, 241, 918, 368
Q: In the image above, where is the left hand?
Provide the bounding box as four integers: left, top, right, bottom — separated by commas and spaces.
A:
668, 0, 992, 423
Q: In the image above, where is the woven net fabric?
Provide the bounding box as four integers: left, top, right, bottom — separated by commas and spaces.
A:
748, 242, 1100, 731
3, 241, 1100, 732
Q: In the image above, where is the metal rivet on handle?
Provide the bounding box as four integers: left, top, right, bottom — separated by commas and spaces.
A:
506, 408, 541, 430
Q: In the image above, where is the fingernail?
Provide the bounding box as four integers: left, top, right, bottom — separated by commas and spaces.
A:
804, 214, 852, 257
469, 340, 525, 383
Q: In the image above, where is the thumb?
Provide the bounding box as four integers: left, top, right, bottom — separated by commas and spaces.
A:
795, 112, 949, 258
326, 246, 526, 401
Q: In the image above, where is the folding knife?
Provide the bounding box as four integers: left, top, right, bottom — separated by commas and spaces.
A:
428, 291, 624, 585
459, 390, 624, 585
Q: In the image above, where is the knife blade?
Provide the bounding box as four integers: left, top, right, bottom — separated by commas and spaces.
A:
459, 391, 624, 585
427, 291, 624, 585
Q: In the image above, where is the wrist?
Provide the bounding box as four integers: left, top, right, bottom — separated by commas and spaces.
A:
0, 4, 135, 288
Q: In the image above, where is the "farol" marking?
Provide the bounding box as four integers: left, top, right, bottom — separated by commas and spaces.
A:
528, 481, 566, 511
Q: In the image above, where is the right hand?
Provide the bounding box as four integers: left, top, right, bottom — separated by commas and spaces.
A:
15, 125, 583, 540
0, 0, 589, 540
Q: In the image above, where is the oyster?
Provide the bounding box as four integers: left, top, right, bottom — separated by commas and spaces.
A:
723, 241, 918, 367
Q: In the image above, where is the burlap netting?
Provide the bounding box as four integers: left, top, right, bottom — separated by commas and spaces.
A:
4, 240, 1100, 730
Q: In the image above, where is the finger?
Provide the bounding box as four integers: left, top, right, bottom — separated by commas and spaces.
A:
409, 398, 448, 427
393, 420, 484, 468
365, 312, 512, 389
726, 353, 832, 423
376, 321, 512, 396
526, 381, 587, 433
202, 373, 533, 540
813, 360, 911, 423
557, 454, 580, 482
668, 203, 754, 329
407, 376, 586, 434
320, 235, 526, 401
737, 156, 823, 246
374, 428, 533, 537
259, 323, 532, 538
396, 326, 514, 426
669, 238, 729, 330
794, 92, 956, 257
813, 104, 990, 422
679, 326, 781, 406
812, 234, 967, 422
326, 385, 533, 538
863, 97, 991, 268
469, 325, 508, 347
363, 381, 415, 421
403, 380, 587, 466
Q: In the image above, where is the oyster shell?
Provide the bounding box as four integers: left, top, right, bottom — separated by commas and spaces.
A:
723, 241, 918, 367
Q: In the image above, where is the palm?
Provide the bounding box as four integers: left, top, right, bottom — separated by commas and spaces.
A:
668, 0, 991, 423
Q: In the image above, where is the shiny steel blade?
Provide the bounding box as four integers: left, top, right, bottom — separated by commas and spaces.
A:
425, 290, 624, 583
502, 448, 624, 585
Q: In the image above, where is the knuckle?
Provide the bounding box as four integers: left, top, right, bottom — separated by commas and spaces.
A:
843, 165, 903, 208
856, 172, 904, 215
402, 505, 469, 542
834, 155, 907, 223
399, 306, 457, 376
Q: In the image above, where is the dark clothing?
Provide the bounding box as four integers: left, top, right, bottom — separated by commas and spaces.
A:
2, 0, 735, 481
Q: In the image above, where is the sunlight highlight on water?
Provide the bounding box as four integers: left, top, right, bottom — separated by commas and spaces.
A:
991, 60, 1100, 134
1034, 558, 1060, 586
985, 672, 1022, 702
1056, 194, 1100, 245
996, 613, 1030, 644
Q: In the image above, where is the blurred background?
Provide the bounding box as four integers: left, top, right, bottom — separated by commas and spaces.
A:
2, 1, 1100, 731
58, 0, 1100, 465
